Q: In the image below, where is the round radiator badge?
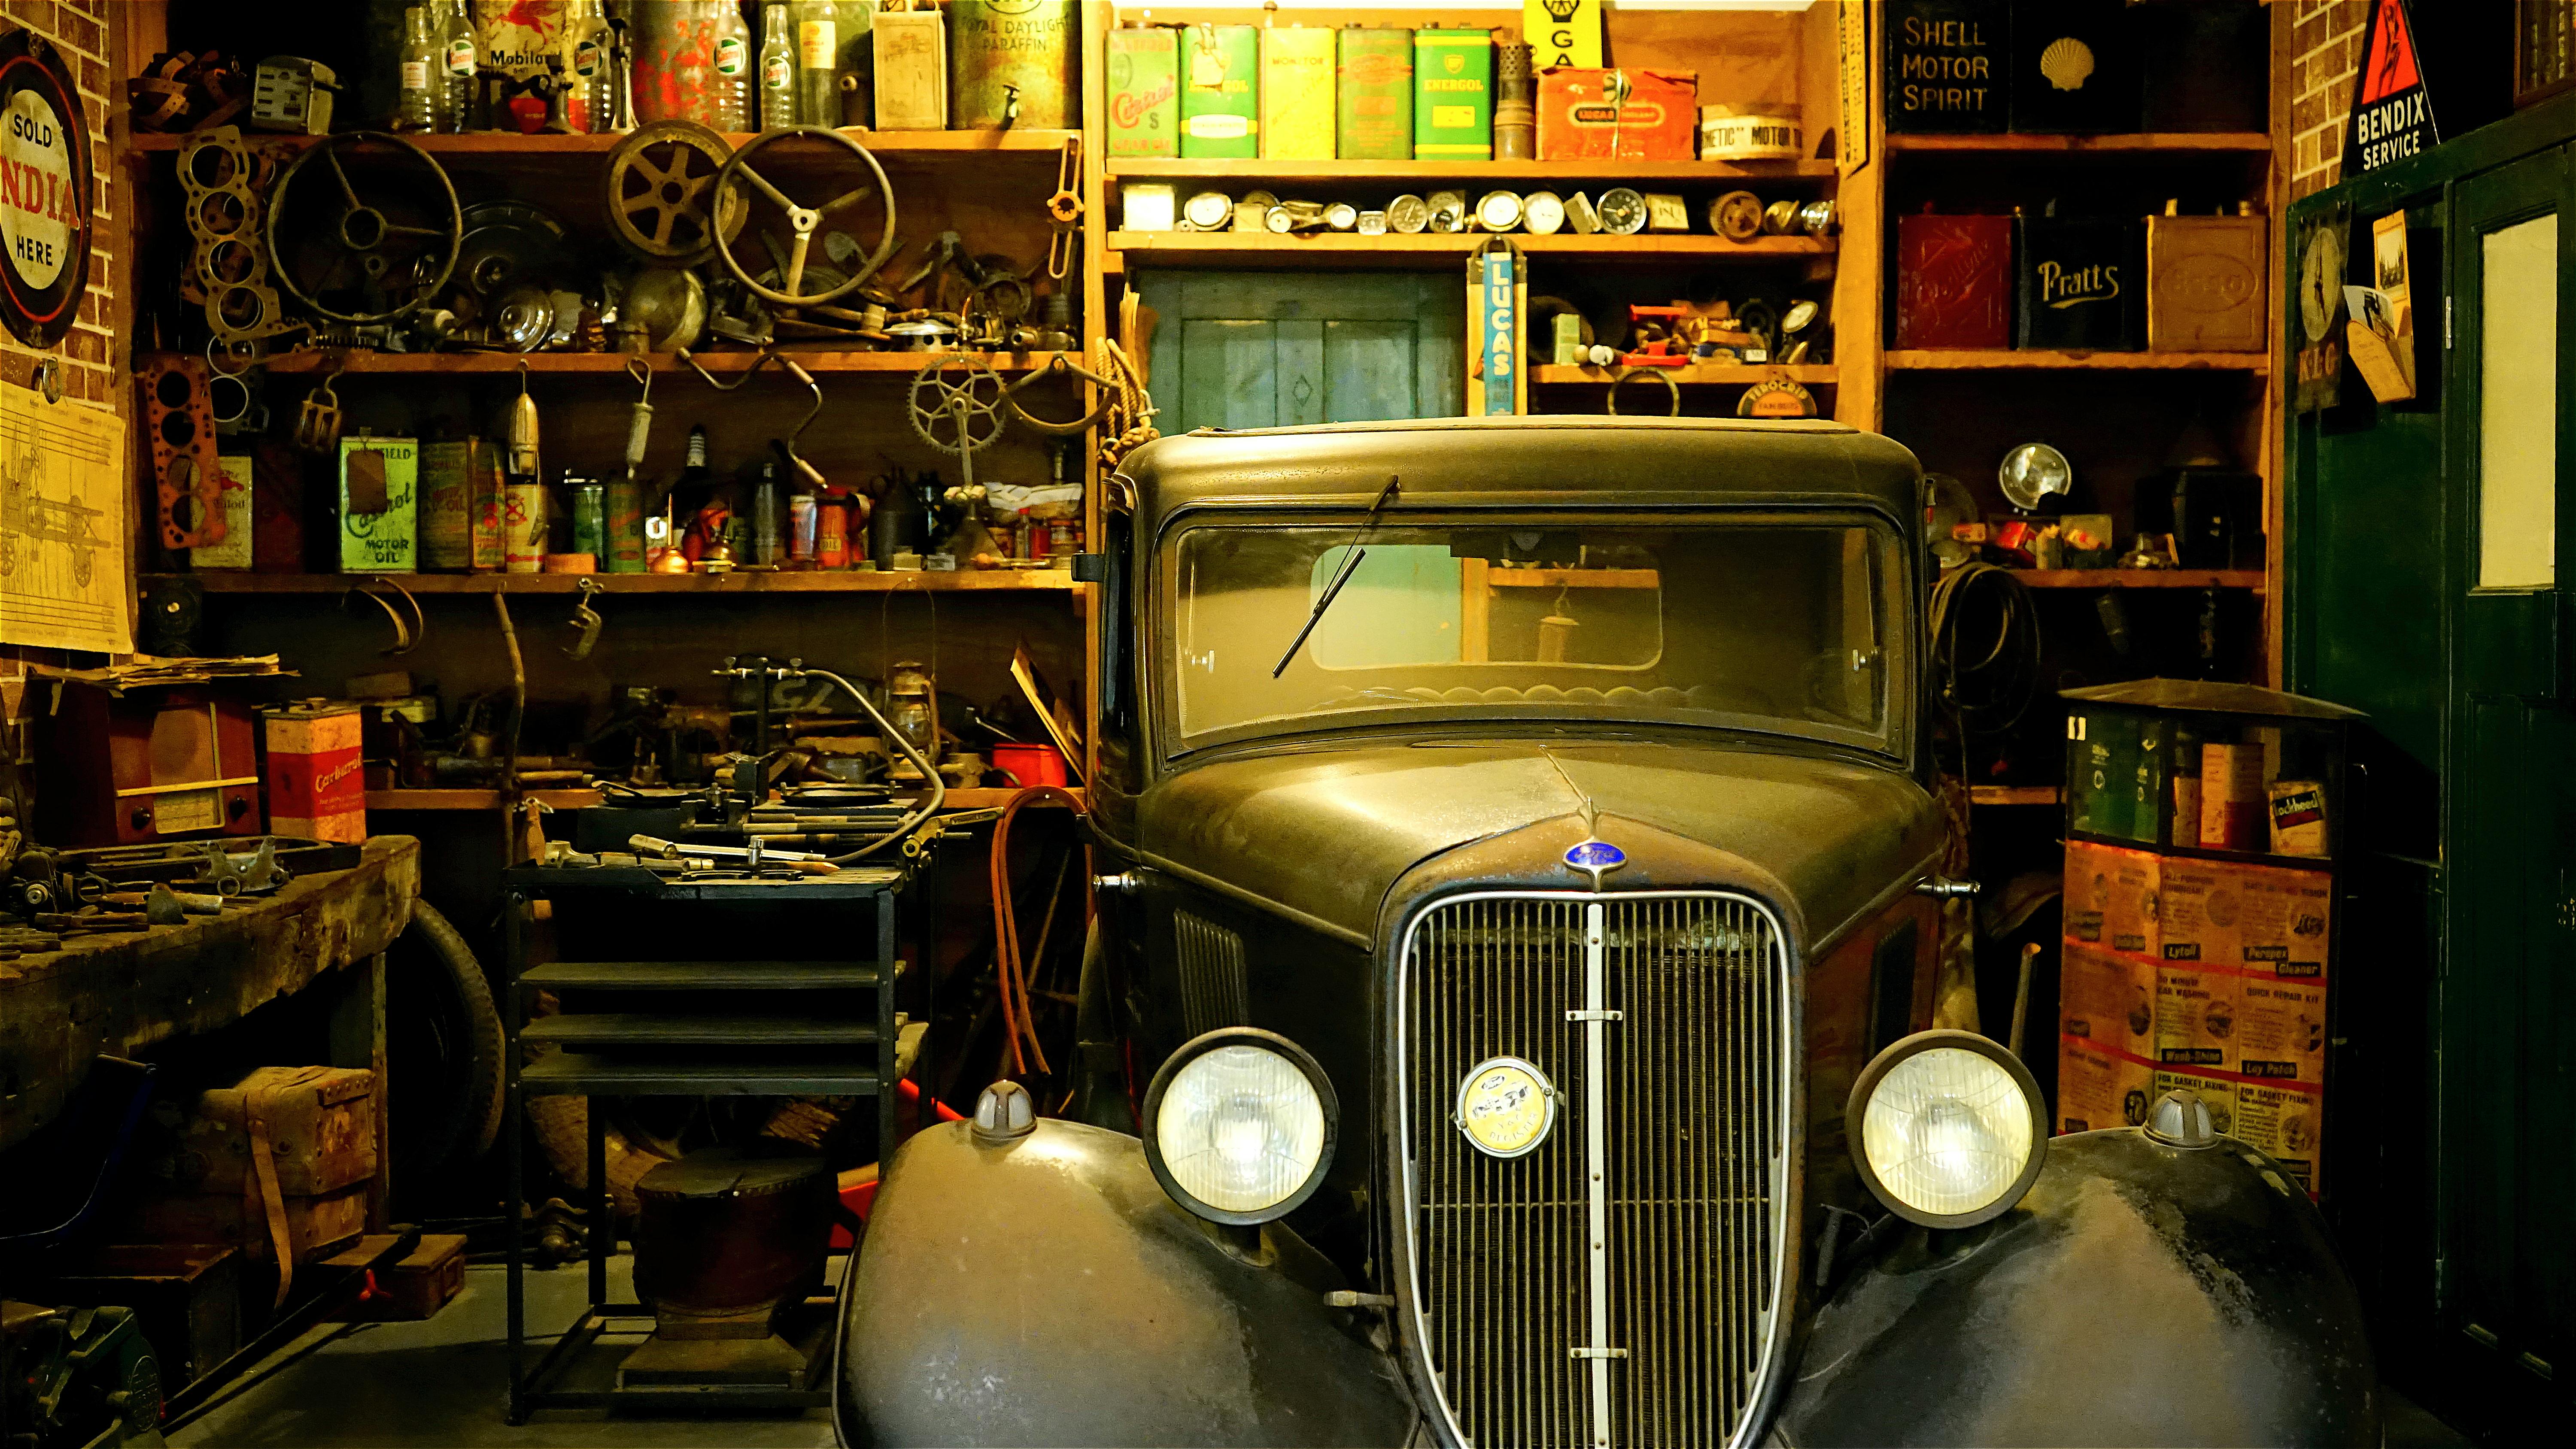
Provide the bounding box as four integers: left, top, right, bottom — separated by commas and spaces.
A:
1455, 1056, 1555, 1158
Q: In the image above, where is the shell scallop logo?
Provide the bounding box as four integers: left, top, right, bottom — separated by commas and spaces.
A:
2039, 36, 2096, 92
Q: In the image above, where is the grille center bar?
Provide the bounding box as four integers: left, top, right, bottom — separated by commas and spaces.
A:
1571, 901, 1622, 1446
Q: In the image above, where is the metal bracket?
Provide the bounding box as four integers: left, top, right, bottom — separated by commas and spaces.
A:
1914, 876, 1980, 898
1566, 1009, 1624, 1022
1570, 1347, 1629, 1360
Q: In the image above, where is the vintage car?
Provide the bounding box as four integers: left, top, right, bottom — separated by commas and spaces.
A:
836, 418, 2377, 1448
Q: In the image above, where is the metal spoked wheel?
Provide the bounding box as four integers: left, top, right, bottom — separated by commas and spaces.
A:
264, 130, 462, 325
713, 126, 899, 308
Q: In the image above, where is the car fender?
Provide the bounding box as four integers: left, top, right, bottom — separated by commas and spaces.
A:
836, 1118, 1420, 1448
1770, 1128, 2377, 1448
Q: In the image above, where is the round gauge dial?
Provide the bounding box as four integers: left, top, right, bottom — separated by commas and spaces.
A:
2299, 222, 2347, 345
1387, 194, 1429, 234
1475, 190, 1523, 233
1182, 191, 1233, 230
1596, 188, 1648, 236
1524, 191, 1565, 235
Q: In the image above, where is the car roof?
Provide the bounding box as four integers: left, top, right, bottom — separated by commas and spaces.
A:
1115, 416, 1924, 532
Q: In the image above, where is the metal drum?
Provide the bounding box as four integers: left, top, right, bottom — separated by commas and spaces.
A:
634, 1143, 835, 1337
947, 0, 1077, 130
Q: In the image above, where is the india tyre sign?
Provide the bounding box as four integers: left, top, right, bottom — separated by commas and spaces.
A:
0, 30, 88, 349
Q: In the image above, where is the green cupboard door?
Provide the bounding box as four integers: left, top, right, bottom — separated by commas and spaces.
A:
1131, 271, 1464, 434
2444, 144, 2576, 1397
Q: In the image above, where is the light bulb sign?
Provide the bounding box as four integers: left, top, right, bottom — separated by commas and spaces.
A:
0, 29, 89, 349
1526, 0, 1602, 72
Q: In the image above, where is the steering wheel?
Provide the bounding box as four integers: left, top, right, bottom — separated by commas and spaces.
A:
713, 126, 898, 308
265, 131, 462, 325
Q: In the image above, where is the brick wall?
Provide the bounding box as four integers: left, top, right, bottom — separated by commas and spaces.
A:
2289, 0, 2371, 200
0, 0, 115, 409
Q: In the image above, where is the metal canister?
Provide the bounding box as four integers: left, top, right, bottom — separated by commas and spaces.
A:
818, 494, 850, 568
789, 492, 818, 562
569, 479, 607, 561
605, 476, 647, 573
1493, 41, 1535, 160
504, 481, 548, 573
947, 0, 1076, 130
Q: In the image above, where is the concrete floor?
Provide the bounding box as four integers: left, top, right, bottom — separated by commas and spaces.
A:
171, 1256, 838, 1448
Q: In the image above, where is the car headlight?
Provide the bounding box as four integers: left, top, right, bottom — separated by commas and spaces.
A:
1847, 1029, 2047, 1228
1143, 1028, 1338, 1225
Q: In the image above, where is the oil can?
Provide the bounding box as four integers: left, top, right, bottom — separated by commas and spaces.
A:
948, 0, 1076, 129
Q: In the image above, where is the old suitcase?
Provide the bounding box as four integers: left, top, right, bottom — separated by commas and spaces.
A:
2145, 208, 2268, 352
2016, 212, 2144, 350
156, 1065, 378, 1197
1894, 212, 2012, 350
127, 1182, 370, 1266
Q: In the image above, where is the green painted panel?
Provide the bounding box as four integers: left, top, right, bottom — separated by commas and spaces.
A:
1134, 271, 1464, 435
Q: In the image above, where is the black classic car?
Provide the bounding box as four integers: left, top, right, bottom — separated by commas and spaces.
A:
836, 419, 2376, 1448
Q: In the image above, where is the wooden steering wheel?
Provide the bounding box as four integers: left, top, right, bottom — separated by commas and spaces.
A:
713, 126, 898, 308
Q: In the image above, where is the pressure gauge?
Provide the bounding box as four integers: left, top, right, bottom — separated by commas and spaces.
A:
1476, 190, 1524, 233
1182, 190, 1233, 230
1596, 188, 1648, 236
1998, 442, 2075, 513
1387, 194, 1430, 234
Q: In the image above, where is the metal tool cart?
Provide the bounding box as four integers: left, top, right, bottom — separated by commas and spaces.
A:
498, 857, 908, 1421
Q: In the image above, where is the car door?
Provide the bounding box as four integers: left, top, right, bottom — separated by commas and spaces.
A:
1130, 271, 1464, 433
2443, 143, 2576, 1396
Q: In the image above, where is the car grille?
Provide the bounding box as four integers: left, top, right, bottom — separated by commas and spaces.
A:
1399, 892, 1790, 1449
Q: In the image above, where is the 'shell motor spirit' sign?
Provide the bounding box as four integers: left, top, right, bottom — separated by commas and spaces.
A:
2344, 0, 2438, 176
0, 27, 89, 349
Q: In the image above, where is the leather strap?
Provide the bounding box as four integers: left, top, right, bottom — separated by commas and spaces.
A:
243, 1070, 329, 1309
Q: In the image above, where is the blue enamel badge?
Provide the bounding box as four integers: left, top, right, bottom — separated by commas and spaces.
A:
1564, 840, 1626, 887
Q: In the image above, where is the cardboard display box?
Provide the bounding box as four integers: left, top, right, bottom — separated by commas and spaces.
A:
1535, 67, 1697, 161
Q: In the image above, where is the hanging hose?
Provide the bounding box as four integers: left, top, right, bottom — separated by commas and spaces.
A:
1928, 561, 2042, 751
775, 665, 945, 861
990, 785, 1083, 1077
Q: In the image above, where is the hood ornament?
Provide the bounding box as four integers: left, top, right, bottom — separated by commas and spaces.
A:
1563, 839, 1626, 888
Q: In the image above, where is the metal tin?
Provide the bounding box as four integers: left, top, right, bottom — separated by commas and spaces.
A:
818, 496, 849, 568
947, 0, 1076, 130
1106, 24, 1180, 158
1524, 191, 1565, 235
504, 481, 547, 573
1387, 194, 1430, 233
569, 479, 607, 560
790, 492, 818, 561
1183, 190, 1234, 230
1644, 193, 1691, 233
606, 475, 647, 573
1121, 182, 1177, 232
1474, 190, 1522, 233
1595, 188, 1647, 236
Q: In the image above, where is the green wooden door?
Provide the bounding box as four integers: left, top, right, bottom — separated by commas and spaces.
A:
1132, 271, 1464, 434
2443, 144, 2576, 1392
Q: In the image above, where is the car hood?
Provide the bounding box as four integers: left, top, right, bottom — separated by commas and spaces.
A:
1134, 739, 1944, 951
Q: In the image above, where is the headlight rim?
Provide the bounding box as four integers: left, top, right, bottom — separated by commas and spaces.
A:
1142, 1027, 1340, 1227
1845, 1028, 2048, 1230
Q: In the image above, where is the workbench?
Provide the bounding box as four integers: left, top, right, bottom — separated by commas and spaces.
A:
0, 837, 422, 1226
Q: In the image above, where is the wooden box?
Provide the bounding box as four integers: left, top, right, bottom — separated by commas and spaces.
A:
2146, 212, 2267, 352
159, 1065, 378, 1197
1535, 67, 1697, 161
872, 10, 948, 130
126, 1182, 370, 1266
1894, 213, 2011, 350
2014, 213, 2143, 351
339, 1234, 468, 1321
42, 1244, 243, 1388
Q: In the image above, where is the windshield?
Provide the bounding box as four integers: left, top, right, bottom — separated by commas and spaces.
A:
1160, 514, 1903, 754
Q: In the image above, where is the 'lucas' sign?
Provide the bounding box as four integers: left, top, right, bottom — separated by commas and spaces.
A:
0, 29, 88, 349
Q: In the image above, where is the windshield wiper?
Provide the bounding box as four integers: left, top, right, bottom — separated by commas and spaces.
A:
1271, 474, 1400, 679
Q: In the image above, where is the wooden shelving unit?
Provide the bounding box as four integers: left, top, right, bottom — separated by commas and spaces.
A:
1885, 349, 2269, 372
128, 128, 1082, 156
2014, 570, 2265, 591
1969, 785, 2062, 806
257, 350, 1068, 376
365, 785, 1077, 813
1106, 232, 1833, 266
1529, 363, 1837, 387
1885, 131, 2271, 154
152, 570, 1080, 595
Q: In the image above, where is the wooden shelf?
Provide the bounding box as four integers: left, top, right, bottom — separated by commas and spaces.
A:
2011, 569, 2265, 591
368, 788, 604, 811
255, 349, 1063, 376
127, 127, 1078, 157
1108, 157, 1838, 185
1970, 785, 2062, 807
1485, 567, 1661, 589
154, 570, 1081, 595
1886, 132, 2272, 154
1107, 231, 1832, 266
1886, 349, 2268, 372
1530, 363, 1837, 386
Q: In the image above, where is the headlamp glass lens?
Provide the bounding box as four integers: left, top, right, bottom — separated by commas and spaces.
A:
1154, 1044, 1327, 1215
1860, 1046, 2035, 1219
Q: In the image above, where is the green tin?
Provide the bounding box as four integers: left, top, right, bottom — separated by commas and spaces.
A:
948, 0, 1075, 130
1179, 22, 1258, 159
1337, 27, 1412, 161
1413, 27, 1492, 161
1108, 25, 1179, 158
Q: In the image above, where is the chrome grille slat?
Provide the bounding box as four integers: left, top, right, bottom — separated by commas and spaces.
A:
1403, 891, 1789, 1449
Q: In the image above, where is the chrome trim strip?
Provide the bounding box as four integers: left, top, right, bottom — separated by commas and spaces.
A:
1579, 900, 1615, 1447
1393, 888, 1796, 1449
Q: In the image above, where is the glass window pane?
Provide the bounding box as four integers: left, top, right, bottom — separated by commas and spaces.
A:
2481, 213, 2558, 589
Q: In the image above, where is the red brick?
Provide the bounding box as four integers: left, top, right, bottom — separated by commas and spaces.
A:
51, 8, 100, 57
8, 1, 58, 36
2293, 10, 2327, 59
63, 327, 104, 364
77, 55, 100, 96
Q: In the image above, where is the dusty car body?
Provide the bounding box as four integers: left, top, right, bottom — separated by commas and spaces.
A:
836, 418, 2377, 1448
